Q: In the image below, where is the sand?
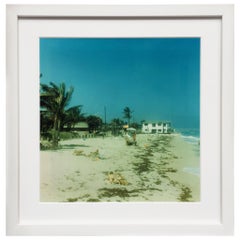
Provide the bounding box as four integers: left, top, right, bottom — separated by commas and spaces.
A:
40, 133, 200, 202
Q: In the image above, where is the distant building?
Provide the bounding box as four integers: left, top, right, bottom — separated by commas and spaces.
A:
73, 122, 89, 132
64, 121, 89, 133
142, 122, 172, 134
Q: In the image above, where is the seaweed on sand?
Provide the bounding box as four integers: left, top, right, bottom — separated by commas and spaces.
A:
133, 156, 152, 174
73, 149, 85, 156
66, 193, 91, 202
73, 149, 103, 160
158, 161, 168, 166
150, 141, 159, 148
178, 186, 193, 202
159, 135, 172, 144
154, 179, 162, 185
98, 187, 131, 198
160, 174, 169, 179
98, 187, 162, 199
170, 180, 179, 187
86, 198, 101, 202
158, 167, 177, 175
159, 147, 169, 153
146, 149, 154, 156
133, 146, 156, 174
157, 167, 177, 181
64, 175, 76, 182
66, 197, 79, 202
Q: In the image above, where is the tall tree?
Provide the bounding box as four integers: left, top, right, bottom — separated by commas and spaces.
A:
111, 118, 124, 136
61, 105, 84, 130
86, 115, 103, 133
40, 82, 74, 147
123, 106, 133, 125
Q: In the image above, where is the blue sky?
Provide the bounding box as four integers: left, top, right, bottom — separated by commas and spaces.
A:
40, 38, 200, 129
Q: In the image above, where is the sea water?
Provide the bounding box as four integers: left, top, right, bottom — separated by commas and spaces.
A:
177, 128, 200, 144
176, 128, 200, 176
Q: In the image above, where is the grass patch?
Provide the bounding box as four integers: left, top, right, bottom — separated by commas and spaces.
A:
59, 131, 79, 140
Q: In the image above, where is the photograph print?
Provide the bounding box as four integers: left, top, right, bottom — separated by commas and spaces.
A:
40, 38, 200, 202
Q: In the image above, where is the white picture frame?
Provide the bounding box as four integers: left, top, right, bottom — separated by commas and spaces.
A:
6, 4, 234, 236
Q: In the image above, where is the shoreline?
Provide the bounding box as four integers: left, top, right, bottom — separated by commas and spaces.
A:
40, 133, 200, 202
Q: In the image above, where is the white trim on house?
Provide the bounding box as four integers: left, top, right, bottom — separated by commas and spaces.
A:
142, 122, 172, 134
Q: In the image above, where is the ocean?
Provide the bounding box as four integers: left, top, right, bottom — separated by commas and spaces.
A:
176, 128, 200, 145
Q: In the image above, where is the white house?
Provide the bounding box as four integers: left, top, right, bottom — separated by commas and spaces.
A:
142, 121, 172, 134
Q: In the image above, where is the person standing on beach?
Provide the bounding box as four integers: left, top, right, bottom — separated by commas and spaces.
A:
133, 132, 137, 145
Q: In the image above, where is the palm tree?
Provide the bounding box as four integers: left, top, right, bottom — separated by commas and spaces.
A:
123, 106, 133, 125
40, 82, 74, 147
62, 105, 84, 130
111, 118, 124, 136
86, 115, 103, 133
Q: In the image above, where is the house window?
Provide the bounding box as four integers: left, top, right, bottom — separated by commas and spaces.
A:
152, 123, 156, 127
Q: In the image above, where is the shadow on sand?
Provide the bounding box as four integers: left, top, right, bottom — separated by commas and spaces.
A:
61, 144, 90, 149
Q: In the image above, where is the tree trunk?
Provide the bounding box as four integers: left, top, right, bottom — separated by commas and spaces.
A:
52, 115, 60, 148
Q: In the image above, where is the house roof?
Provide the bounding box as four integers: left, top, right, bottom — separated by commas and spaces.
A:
142, 121, 171, 125
74, 122, 89, 128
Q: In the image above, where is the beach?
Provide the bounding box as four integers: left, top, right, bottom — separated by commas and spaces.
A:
40, 133, 200, 202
